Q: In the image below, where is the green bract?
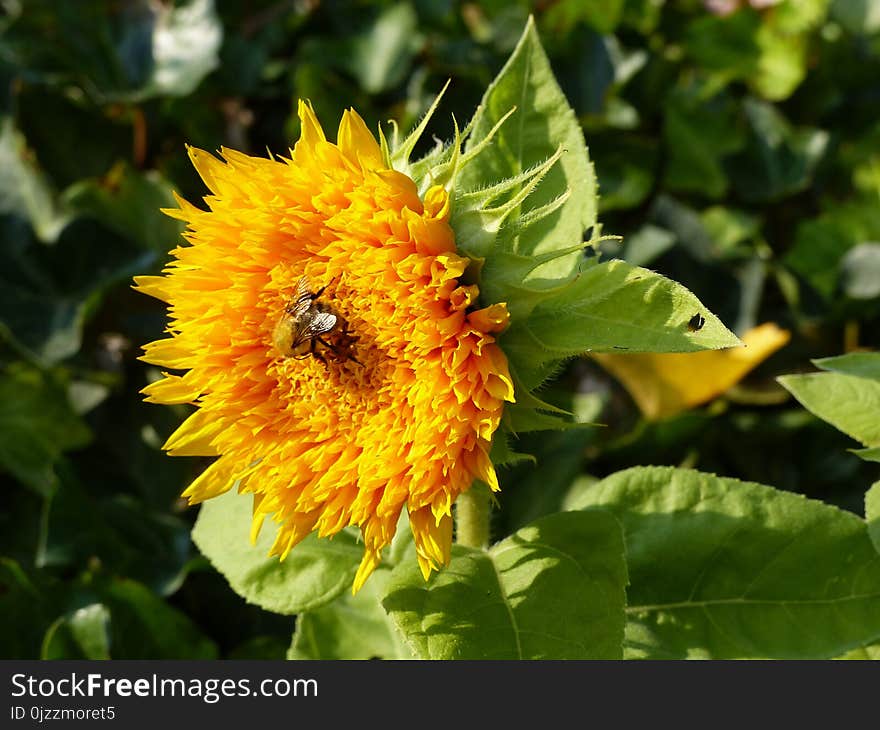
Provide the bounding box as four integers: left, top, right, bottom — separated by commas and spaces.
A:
389, 18, 740, 433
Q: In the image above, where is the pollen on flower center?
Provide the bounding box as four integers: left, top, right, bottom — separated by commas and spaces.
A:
135, 100, 515, 593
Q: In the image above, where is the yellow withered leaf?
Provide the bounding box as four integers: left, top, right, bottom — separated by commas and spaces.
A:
593, 323, 790, 420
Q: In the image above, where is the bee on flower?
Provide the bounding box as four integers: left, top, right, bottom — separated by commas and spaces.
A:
135, 100, 514, 592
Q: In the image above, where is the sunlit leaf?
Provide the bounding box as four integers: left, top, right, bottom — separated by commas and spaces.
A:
541, 0, 625, 34
289, 570, 412, 660
192, 487, 363, 615
146, 0, 222, 98
500, 259, 742, 389
570, 466, 880, 659
813, 352, 880, 379
853, 446, 880, 463
867, 480, 880, 555
383, 511, 627, 659
779, 367, 880, 446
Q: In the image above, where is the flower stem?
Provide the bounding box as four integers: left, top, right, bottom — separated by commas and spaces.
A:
456, 485, 490, 549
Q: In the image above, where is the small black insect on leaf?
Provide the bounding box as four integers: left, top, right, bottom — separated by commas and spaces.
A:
687, 313, 706, 332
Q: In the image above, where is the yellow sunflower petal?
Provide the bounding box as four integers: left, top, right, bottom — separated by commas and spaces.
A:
141, 371, 202, 405
338, 109, 385, 170
187, 146, 228, 195
293, 99, 326, 165
132, 275, 175, 303
410, 507, 453, 581
180, 455, 238, 503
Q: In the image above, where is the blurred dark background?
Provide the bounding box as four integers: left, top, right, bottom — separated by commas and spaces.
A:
1, 0, 879, 658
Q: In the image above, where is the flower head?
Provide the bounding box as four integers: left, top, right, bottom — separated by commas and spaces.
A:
135, 101, 514, 591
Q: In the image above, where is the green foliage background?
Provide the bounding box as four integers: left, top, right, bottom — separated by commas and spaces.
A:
1, 0, 879, 659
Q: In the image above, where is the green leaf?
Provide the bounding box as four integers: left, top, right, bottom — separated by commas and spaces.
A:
0, 117, 69, 242
15, 88, 131, 189
192, 487, 363, 615
41, 485, 192, 597
867, 480, 880, 555
489, 431, 536, 468
346, 3, 421, 94
753, 24, 808, 101
683, 6, 822, 100
227, 636, 288, 660
456, 16, 596, 286
85, 576, 217, 659
0, 558, 55, 659
853, 447, 880, 463
496, 429, 596, 534
700, 206, 761, 254
569, 466, 880, 659
382, 510, 627, 659
785, 219, 853, 299
144, 0, 222, 98
592, 137, 657, 212
685, 11, 762, 78
41, 603, 111, 660
541, 0, 625, 34
289, 569, 412, 659
778, 371, 880, 446
813, 352, 880, 379
840, 243, 880, 300
62, 164, 184, 252
773, 0, 831, 33
621, 225, 676, 268
0, 365, 91, 495
0, 0, 221, 103
784, 200, 880, 300
663, 86, 744, 198
500, 259, 741, 387
0, 217, 155, 364
837, 642, 880, 660
727, 99, 829, 203
832, 0, 880, 34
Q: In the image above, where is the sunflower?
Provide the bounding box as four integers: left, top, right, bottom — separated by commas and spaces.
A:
135, 101, 514, 591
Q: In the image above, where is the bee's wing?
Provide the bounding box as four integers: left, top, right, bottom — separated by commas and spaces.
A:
287, 276, 314, 318
290, 311, 338, 347
305, 311, 338, 336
